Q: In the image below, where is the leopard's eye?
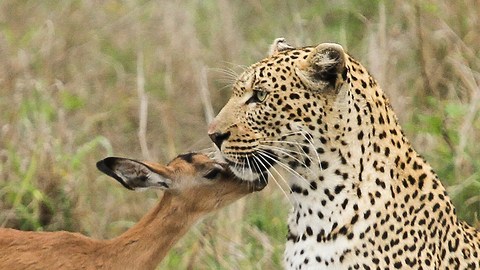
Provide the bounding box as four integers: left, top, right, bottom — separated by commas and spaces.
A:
256, 90, 268, 102
246, 89, 268, 104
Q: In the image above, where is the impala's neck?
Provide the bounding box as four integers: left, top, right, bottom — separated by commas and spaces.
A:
100, 193, 203, 270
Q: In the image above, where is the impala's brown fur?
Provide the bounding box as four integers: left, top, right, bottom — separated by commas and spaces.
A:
0, 153, 265, 270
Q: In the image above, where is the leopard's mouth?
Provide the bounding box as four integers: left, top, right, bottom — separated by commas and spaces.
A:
216, 162, 267, 192
221, 149, 277, 187
228, 164, 269, 192
228, 163, 269, 181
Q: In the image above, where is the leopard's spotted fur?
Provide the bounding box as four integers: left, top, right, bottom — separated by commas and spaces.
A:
208, 39, 480, 269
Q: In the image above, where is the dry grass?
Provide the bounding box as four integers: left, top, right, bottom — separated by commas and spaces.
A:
0, 0, 479, 268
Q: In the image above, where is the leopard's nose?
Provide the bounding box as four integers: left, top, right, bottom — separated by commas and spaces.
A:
208, 131, 231, 150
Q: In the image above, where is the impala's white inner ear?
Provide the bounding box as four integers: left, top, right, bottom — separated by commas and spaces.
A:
144, 172, 172, 189
113, 160, 173, 190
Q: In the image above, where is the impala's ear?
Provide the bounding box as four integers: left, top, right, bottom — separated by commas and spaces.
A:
96, 157, 172, 191
298, 43, 346, 92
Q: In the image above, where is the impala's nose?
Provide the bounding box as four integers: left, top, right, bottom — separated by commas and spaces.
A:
208, 131, 231, 150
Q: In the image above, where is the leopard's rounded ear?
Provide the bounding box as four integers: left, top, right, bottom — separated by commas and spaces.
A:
268, 37, 293, 56
298, 43, 347, 92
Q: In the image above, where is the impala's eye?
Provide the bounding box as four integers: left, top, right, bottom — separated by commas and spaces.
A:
246, 89, 268, 104
203, 168, 221, 180
203, 164, 225, 180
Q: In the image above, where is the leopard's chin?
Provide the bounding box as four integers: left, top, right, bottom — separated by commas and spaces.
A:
229, 165, 267, 182
229, 164, 269, 191
213, 149, 275, 187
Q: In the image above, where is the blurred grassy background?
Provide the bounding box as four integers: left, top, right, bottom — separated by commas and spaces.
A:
0, 0, 479, 269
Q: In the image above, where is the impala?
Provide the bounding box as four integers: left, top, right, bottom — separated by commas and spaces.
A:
0, 153, 266, 270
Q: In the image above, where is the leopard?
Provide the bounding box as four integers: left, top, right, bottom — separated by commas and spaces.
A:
207, 38, 480, 269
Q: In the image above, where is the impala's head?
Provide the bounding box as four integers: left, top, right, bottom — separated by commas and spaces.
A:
96, 153, 266, 210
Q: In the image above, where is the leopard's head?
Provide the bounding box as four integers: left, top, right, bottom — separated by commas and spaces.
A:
208, 40, 349, 183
